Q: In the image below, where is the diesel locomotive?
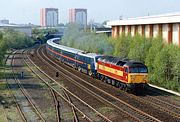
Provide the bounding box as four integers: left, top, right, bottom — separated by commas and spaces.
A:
46, 38, 148, 92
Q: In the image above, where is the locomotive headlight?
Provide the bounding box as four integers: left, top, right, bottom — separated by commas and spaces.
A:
143, 75, 148, 82
143, 75, 147, 79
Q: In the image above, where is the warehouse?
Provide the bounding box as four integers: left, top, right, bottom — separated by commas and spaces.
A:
0, 24, 32, 37
107, 13, 180, 47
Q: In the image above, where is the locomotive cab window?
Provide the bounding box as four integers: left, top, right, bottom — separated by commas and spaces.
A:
139, 67, 148, 73
129, 66, 148, 73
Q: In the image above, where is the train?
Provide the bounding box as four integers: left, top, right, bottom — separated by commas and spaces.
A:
46, 38, 148, 92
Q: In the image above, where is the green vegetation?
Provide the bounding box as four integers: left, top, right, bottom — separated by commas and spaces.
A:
0, 28, 33, 72
32, 28, 58, 43
61, 23, 113, 55
61, 24, 180, 92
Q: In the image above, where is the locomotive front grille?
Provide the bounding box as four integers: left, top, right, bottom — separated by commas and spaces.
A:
128, 74, 148, 84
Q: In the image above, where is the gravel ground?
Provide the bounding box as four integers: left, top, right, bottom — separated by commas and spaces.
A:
12, 51, 57, 122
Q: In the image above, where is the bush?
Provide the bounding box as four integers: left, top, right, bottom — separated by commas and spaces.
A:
152, 44, 180, 91
112, 33, 131, 58
0, 29, 33, 66
128, 34, 151, 63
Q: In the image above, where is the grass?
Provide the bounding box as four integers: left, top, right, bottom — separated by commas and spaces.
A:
0, 82, 23, 122
44, 108, 56, 121
0, 82, 7, 90
0, 106, 7, 122
61, 111, 74, 120
98, 106, 114, 114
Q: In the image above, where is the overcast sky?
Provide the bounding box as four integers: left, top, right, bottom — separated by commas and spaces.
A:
1, 0, 180, 25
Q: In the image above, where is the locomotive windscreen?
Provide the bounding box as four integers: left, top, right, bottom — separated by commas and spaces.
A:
129, 66, 148, 73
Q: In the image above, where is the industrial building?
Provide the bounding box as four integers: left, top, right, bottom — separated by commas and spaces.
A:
40, 8, 59, 27
0, 19, 9, 24
0, 24, 32, 37
107, 13, 180, 47
69, 8, 87, 28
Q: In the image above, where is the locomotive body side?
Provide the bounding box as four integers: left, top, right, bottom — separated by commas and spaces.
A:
97, 60, 128, 83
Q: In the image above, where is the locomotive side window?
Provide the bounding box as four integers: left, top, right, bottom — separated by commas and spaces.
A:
125, 67, 128, 73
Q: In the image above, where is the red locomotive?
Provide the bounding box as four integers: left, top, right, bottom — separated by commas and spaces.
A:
97, 56, 148, 92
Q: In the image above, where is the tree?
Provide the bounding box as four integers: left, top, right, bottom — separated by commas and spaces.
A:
112, 33, 131, 58
128, 34, 151, 62
172, 48, 180, 92
2, 29, 33, 49
152, 45, 178, 86
145, 36, 163, 75
61, 23, 112, 54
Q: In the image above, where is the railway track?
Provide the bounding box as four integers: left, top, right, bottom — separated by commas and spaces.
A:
62, 90, 79, 122
141, 94, 180, 116
35, 44, 164, 122
115, 89, 180, 120
4, 53, 26, 122
25, 49, 80, 122
24, 48, 111, 122
146, 86, 180, 107
50, 88, 61, 122
6, 50, 46, 122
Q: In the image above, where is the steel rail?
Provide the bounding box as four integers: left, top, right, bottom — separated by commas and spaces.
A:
4, 52, 27, 122
23, 49, 110, 122
12, 50, 46, 122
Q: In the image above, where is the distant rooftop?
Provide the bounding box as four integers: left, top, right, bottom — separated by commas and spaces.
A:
107, 12, 180, 26
0, 23, 31, 28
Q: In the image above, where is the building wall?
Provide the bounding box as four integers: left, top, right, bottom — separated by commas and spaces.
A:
112, 26, 118, 37
0, 19, 9, 24
172, 23, 179, 45
162, 24, 168, 43
125, 25, 129, 35
119, 26, 122, 35
69, 8, 87, 28
145, 25, 150, 38
111, 23, 180, 47
40, 9, 45, 26
131, 26, 135, 36
153, 24, 159, 37
40, 8, 58, 27
138, 25, 142, 35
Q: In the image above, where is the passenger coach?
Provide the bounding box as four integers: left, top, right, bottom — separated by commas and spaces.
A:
46, 38, 101, 76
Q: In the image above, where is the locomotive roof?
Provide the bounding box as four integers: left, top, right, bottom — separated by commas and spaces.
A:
98, 56, 145, 67
124, 61, 147, 67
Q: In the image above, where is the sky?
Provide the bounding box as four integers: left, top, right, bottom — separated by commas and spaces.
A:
1, 0, 180, 25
